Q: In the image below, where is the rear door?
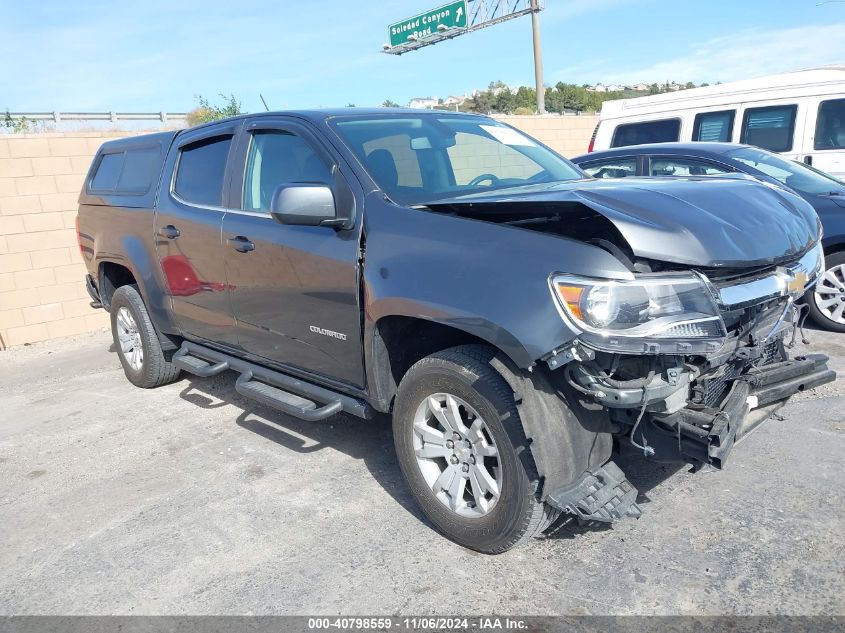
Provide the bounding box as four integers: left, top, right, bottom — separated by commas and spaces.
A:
221, 117, 365, 387
802, 96, 845, 179
154, 122, 240, 346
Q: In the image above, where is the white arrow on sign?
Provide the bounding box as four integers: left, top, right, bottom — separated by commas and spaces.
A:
456, 5, 463, 22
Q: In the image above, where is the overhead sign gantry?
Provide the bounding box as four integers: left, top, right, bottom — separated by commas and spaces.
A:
381, 1, 547, 113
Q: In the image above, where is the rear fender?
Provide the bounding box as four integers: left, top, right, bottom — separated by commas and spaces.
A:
96, 234, 178, 337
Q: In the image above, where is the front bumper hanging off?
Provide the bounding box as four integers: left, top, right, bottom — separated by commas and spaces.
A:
641, 353, 835, 469
545, 354, 835, 525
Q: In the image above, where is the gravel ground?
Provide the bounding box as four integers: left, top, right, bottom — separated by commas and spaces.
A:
0, 326, 843, 615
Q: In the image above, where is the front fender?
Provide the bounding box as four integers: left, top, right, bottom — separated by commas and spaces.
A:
362, 196, 634, 368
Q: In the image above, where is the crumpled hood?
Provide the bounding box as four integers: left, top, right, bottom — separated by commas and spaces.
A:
426, 176, 821, 268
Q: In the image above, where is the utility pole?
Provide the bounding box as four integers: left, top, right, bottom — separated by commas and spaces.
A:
530, 0, 545, 114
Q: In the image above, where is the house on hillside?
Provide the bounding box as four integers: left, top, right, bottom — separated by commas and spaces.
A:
442, 95, 466, 107
408, 97, 439, 109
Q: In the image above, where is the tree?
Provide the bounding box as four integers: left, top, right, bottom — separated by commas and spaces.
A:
381, 99, 401, 108
471, 89, 496, 114
494, 88, 517, 113
684, 81, 695, 89
514, 86, 536, 111
186, 93, 243, 126
346, 103, 356, 107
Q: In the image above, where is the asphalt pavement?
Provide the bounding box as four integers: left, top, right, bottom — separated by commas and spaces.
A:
0, 327, 843, 615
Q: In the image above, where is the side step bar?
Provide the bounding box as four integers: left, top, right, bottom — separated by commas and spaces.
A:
172, 341, 373, 421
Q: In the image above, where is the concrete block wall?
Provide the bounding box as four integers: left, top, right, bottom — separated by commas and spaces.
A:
497, 114, 599, 157
0, 132, 135, 348
0, 115, 598, 348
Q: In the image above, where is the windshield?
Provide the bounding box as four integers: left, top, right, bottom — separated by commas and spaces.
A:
727, 146, 845, 196
330, 114, 584, 205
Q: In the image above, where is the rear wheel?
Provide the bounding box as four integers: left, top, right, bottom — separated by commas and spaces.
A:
393, 345, 557, 553
110, 285, 181, 388
807, 251, 845, 333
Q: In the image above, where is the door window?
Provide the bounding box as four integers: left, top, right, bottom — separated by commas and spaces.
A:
692, 110, 735, 142
243, 130, 333, 212
814, 98, 845, 150
740, 105, 797, 152
649, 157, 731, 176
174, 136, 233, 207
581, 157, 637, 178
611, 119, 680, 147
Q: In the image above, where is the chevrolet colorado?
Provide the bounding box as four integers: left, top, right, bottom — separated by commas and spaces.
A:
77, 109, 835, 553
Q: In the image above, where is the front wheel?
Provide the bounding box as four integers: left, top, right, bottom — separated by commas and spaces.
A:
393, 345, 557, 554
110, 284, 181, 388
807, 251, 845, 333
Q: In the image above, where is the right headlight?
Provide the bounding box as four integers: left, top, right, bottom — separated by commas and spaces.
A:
550, 273, 727, 354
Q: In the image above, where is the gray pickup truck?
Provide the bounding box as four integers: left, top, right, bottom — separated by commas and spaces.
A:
77, 109, 835, 553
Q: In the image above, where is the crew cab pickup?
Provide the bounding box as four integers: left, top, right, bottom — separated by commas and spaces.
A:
77, 109, 836, 553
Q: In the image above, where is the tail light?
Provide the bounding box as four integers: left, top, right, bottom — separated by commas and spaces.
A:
587, 123, 600, 153
75, 215, 84, 256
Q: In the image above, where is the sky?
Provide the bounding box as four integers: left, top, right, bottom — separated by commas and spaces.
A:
2, 0, 845, 113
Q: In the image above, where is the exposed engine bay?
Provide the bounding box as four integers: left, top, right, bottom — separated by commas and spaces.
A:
550, 263, 834, 470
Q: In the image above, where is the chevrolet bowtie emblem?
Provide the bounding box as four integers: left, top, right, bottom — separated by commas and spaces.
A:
786, 271, 809, 295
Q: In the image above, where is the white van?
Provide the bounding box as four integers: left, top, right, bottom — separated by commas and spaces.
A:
590, 66, 845, 178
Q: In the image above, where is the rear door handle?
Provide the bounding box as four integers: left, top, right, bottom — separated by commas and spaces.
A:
157, 225, 180, 239
227, 236, 255, 253
804, 155, 813, 166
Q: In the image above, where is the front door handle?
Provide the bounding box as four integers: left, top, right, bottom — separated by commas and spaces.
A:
157, 225, 180, 239
227, 236, 255, 253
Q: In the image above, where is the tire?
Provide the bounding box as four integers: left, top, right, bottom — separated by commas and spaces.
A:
110, 284, 181, 388
393, 345, 557, 554
806, 251, 845, 333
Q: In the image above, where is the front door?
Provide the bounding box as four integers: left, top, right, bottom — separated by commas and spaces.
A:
221, 118, 365, 387
154, 122, 240, 346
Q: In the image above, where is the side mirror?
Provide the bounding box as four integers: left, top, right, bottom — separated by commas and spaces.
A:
270, 183, 343, 227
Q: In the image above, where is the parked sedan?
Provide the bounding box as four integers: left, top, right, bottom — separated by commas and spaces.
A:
572, 142, 845, 332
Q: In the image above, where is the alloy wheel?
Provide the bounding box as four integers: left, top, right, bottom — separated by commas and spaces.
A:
412, 393, 502, 518
814, 263, 845, 325
116, 306, 144, 371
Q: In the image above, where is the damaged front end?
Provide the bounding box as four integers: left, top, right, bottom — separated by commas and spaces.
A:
541, 241, 835, 521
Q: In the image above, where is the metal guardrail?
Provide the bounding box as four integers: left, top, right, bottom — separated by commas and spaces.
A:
5, 112, 188, 123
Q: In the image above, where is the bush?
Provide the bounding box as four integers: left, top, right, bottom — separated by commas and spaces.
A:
3, 110, 35, 133
186, 94, 243, 126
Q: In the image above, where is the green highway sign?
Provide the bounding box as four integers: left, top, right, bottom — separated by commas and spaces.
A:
388, 0, 468, 47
